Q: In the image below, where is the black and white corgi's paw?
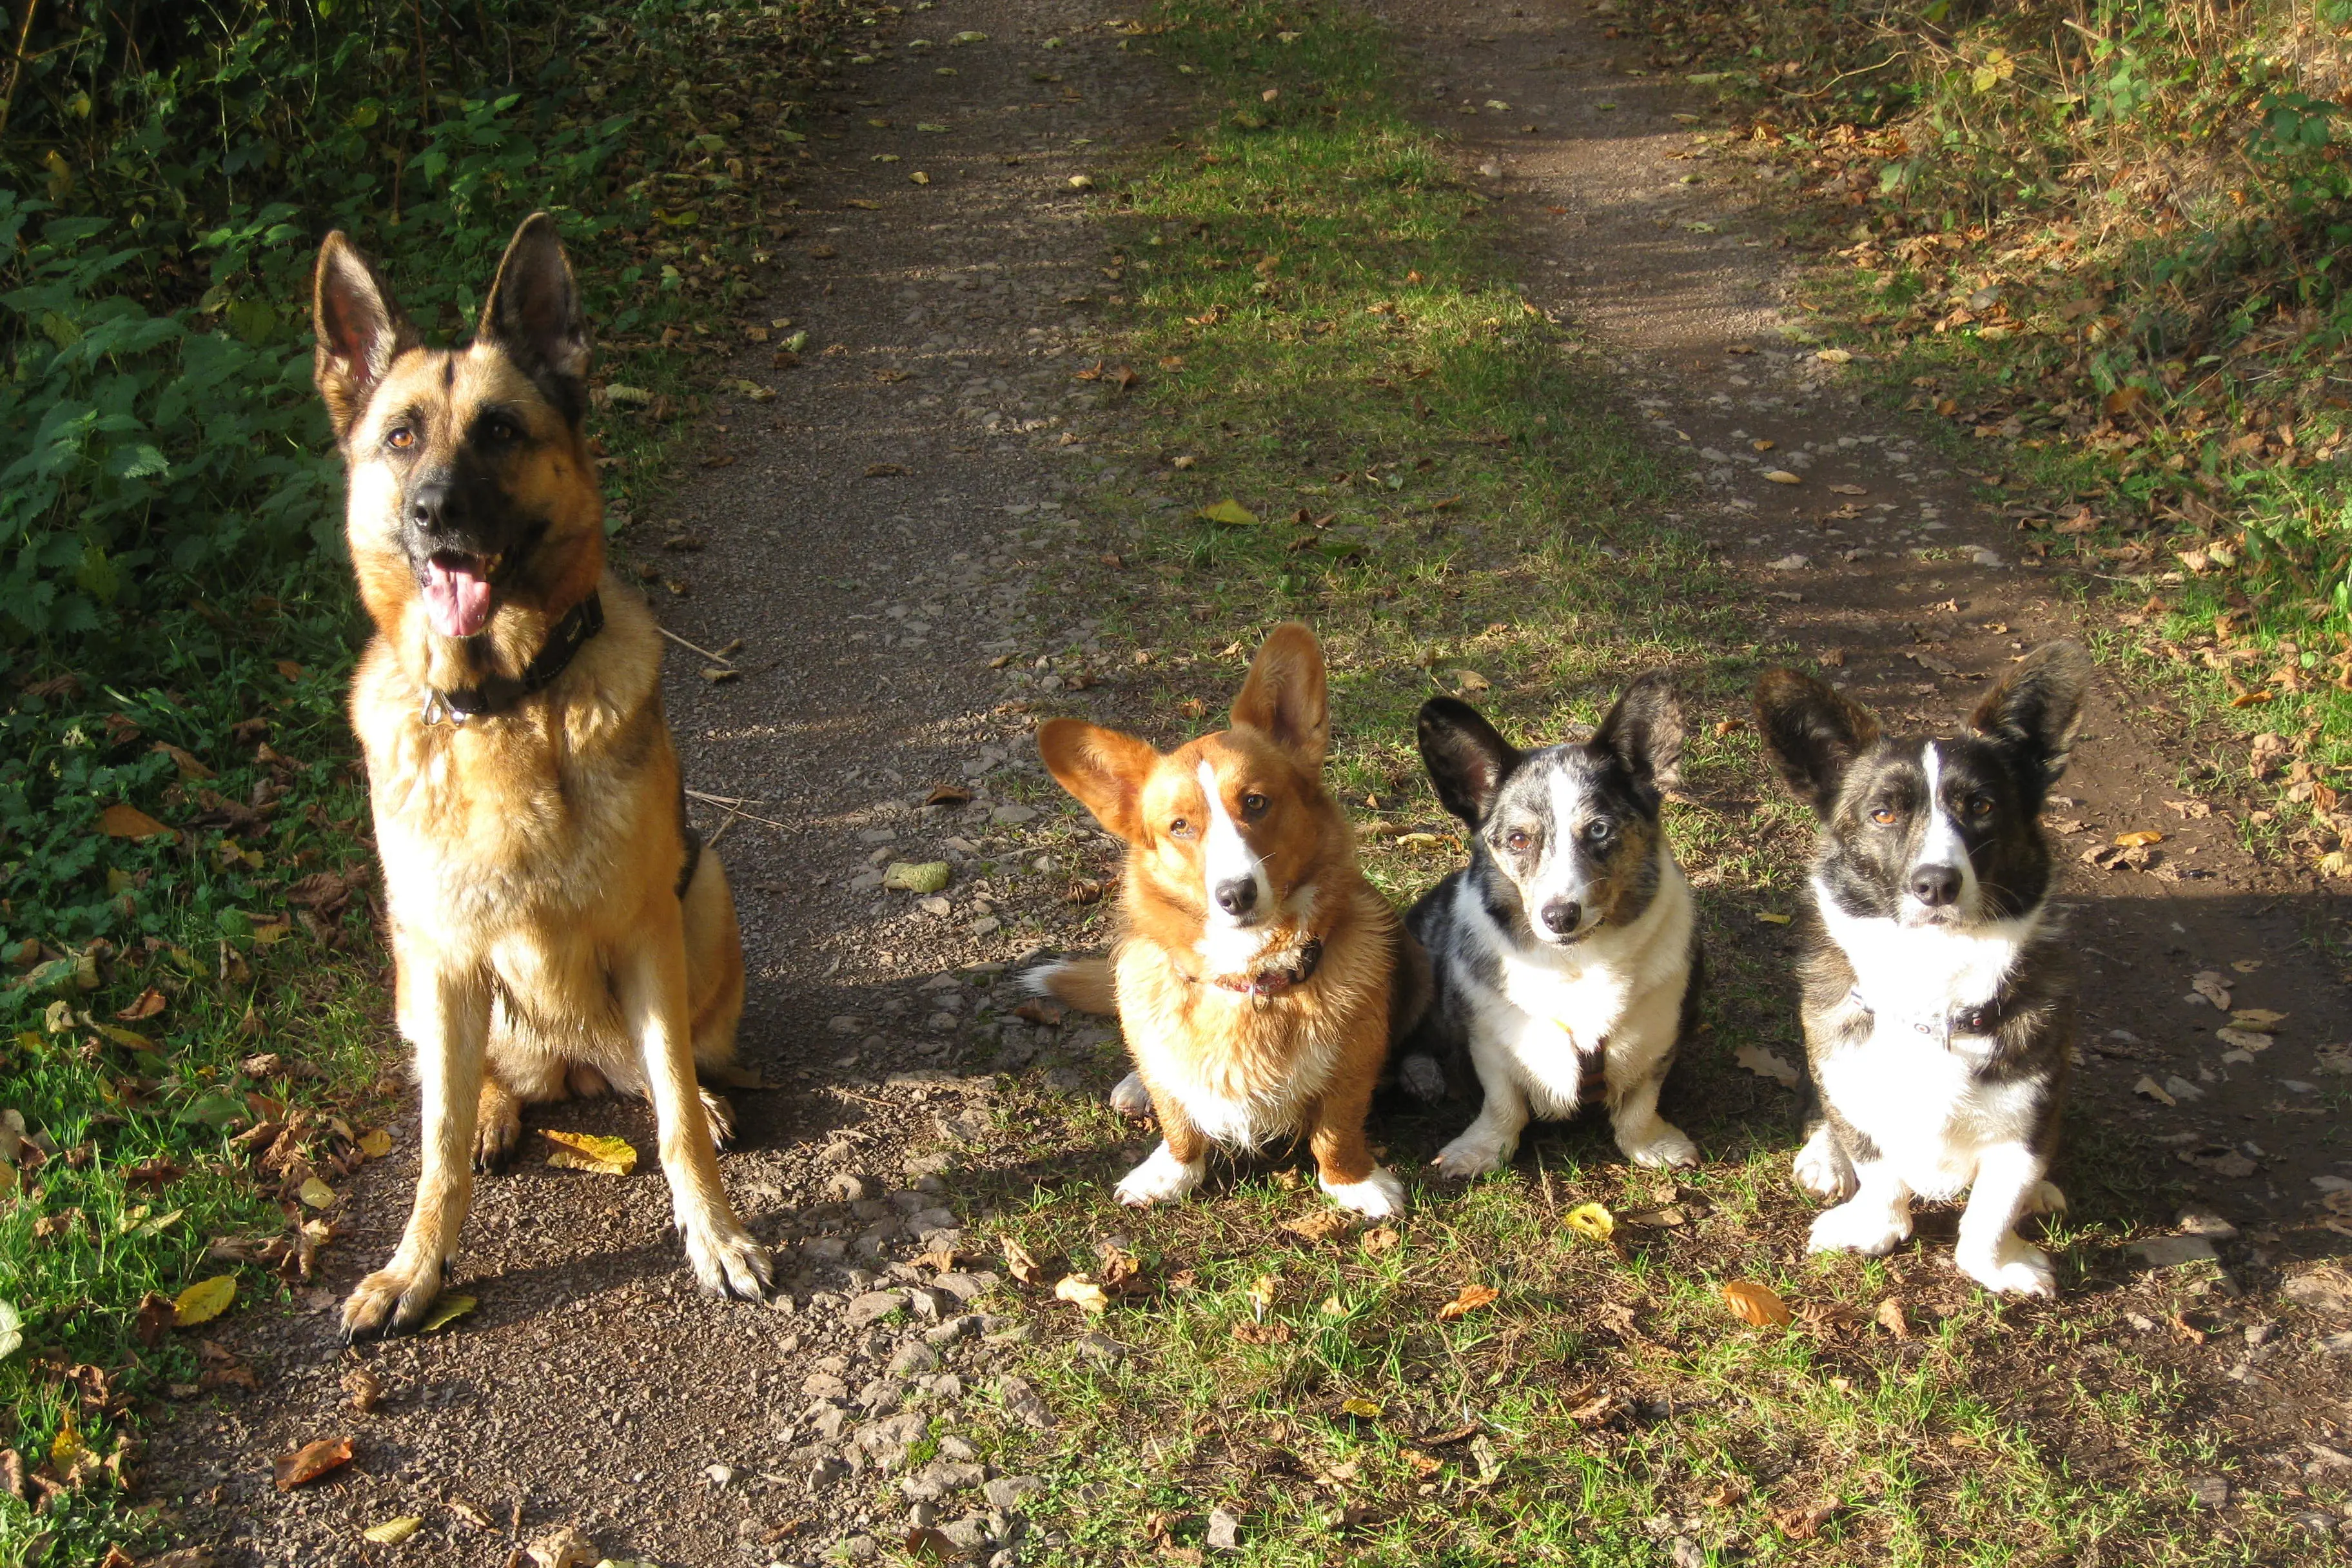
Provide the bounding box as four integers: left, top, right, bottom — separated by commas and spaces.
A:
1107, 1071, 1153, 1118
1807, 1198, 1912, 1258
1957, 1233, 2057, 1297
2023, 1180, 2066, 1217
1613, 1115, 1698, 1170
1430, 1126, 1515, 1180
1395, 1052, 1449, 1105
1791, 1122, 1857, 1201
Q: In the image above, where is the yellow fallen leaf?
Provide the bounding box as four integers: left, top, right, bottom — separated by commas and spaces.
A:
1563, 1202, 1615, 1243
1723, 1279, 1792, 1328
173, 1273, 238, 1327
1763, 469, 1802, 485
297, 1176, 337, 1208
1450, 669, 1492, 694
1197, 498, 1259, 526
1755, 911, 1792, 925
1436, 1282, 1500, 1321
542, 1130, 638, 1176
1340, 1396, 1384, 1418
1054, 1275, 1111, 1315
420, 1293, 476, 1333
358, 1128, 393, 1158
2113, 829, 2164, 848
1246, 1274, 1279, 1320
2231, 1009, 2286, 1030
99, 803, 175, 841
364, 1517, 424, 1545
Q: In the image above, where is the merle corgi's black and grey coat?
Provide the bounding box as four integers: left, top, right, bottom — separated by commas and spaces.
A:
1755, 640, 2091, 1297
1401, 674, 1703, 1179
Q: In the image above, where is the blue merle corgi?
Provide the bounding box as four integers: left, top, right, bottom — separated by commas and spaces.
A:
1754, 640, 2090, 1296
1400, 672, 1703, 1178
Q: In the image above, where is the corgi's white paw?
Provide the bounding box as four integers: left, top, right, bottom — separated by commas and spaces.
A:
1616, 1117, 1698, 1170
1108, 1072, 1153, 1118
1113, 1142, 1204, 1206
1959, 1235, 2057, 1297
1792, 1122, 1856, 1201
1430, 1128, 1513, 1181
2023, 1179, 2067, 1217
1808, 1199, 1911, 1258
1321, 1166, 1406, 1219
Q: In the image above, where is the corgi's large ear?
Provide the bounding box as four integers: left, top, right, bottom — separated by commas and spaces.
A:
1590, 670, 1685, 805
477, 211, 591, 424
1754, 668, 1880, 818
1038, 719, 1160, 844
312, 231, 418, 441
1970, 639, 2092, 799
1230, 622, 1329, 769
1417, 697, 1520, 827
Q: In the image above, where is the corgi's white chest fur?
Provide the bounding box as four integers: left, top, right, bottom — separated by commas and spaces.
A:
1461, 854, 1694, 1117
1814, 890, 2044, 1198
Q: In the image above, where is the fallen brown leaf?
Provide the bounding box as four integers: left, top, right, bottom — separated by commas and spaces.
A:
1722, 1280, 1792, 1328
1436, 1283, 1500, 1322
271, 1434, 353, 1490
1875, 1297, 1910, 1339
1279, 1210, 1355, 1243
1003, 1239, 1048, 1285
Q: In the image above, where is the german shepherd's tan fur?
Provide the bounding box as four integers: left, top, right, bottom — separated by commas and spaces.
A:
313, 214, 771, 1337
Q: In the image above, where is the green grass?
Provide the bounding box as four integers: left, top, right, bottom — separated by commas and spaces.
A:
898, 4, 2326, 1563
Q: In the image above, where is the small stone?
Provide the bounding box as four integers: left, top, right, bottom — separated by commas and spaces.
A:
890, 1340, 943, 1376
834, 1533, 879, 1561
990, 803, 1038, 824
810, 1403, 852, 1440
933, 1271, 997, 1302
902, 1460, 986, 1502
2187, 1475, 2230, 1510
828, 1173, 872, 1202
1073, 1332, 1127, 1365
938, 1435, 979, 1462
1205, 1507, 1241, 1551
803, 1372, 850, 1400
928, 1372, 968, 1400
943, 1515, 994, 1550
706, 1462, 737, 1487
985, 1475, 1044, 1511
845, 1290, 907, 1328
2177, 1209, 2239, 1241
811, 1455, 851, 1487
858, 1375, 910, 1414
997, 1375, 1054, 1430
1671, 1538, 1707, 1568
1767, 553, 1811, 571
2131, 1236, 2220, 1269
909, 1502, 940, 1528
926, 1314, 981, 1346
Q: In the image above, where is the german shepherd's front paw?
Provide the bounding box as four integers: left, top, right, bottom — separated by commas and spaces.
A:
683, 1220, 773, 1300
341, 1259, 444, 1340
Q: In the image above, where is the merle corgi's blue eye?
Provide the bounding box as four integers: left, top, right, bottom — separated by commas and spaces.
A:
1585, 819, 1614, 843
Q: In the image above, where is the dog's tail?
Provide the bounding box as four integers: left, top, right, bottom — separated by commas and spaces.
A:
1022, 954, 1116, 1015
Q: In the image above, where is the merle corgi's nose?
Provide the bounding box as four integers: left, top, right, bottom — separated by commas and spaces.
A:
1538, 899, 1583, 936
1909, 863, 1963, 906
1213, 876, 1259, 918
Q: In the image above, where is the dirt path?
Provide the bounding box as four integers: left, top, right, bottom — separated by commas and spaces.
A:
1365, 0, 2352, 1215
141, 3, 2352, 1563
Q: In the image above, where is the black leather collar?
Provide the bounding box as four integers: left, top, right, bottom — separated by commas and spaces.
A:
422, 593, 605, 725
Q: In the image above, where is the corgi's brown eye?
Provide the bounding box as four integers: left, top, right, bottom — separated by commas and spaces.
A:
1868, 807, 1898, 826
1968, 794, 1995, 817
1241, 792, 1269, 819
1504, 829, 1531, 851
1169, 818, 1193, 838
386, 426, 416, 450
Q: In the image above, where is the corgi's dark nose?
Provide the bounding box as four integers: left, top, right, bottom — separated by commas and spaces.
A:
1909, 864, 1962, 906
1213, 877, 1259, 917
1538, 899, 1583, 936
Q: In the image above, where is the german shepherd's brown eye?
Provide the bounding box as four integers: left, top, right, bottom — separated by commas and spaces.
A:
482, 415, 521, 442
1240, 792, 1269, 819
386, 426, 416, 450
1169, 818, 1194, 839
1868, 807, 1898, 826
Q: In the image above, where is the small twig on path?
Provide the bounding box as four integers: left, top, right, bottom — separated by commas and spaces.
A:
659, 624, 737, 665
684, 789, 794, 836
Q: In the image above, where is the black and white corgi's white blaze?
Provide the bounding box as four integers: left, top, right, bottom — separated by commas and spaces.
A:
1754, 640, 2092, 1297
1403, 672, 1702, 1178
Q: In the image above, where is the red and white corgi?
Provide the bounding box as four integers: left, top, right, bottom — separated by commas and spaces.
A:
1028, 624, 1426, 1217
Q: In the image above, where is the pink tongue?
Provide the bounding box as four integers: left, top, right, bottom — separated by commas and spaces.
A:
422, 558, 493, 638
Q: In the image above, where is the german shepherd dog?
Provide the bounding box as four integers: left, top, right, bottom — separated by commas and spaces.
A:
312, 213, 772, 1336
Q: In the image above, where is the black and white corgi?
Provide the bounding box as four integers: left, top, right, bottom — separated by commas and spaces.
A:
1402, 673, 1703, 1177
1754, 640, 2090, 1297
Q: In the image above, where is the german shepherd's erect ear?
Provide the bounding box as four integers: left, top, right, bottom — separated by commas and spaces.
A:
476, 212, 593, 426
312, 233, 420, 441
